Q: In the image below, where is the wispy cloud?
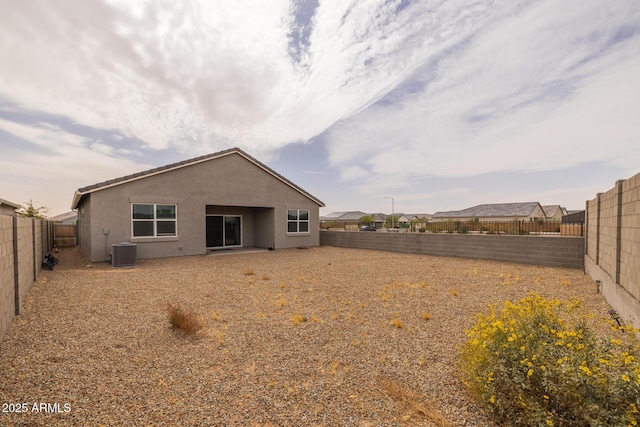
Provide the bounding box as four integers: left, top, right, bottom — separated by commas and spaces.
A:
0, 118, 154, 209
326, 1, 640, 183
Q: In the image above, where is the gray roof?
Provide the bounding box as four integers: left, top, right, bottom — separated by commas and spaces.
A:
407, 213, 432, 219
321, 211, 367, 221
321, 212, 393, 222
49, 211, 78, 222
541, 205, 563, 217
322, 212, 347, 219
433, 202, 543, 218
72, 147, 324, 209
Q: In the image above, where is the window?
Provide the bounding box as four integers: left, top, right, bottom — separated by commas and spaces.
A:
287, 209, 309, 233
132, 204, 177, 237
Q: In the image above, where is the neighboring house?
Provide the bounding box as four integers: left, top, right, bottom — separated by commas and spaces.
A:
320, 211, 367, 229
0, 197, 21, 216
541, 205, 568, 221
71, 147, 324, 263
321, 211, 367, 223
407, 214, 432, 230
432, 202, 547, 222
49, 211, 78, 224
320, 211, 389, 229
397, 215, 410, 227
370, 213, 387, 228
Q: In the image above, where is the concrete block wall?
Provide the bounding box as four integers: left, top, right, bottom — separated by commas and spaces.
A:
585, 172, 640, 329
621, 174, 640, 301
16, 218, 35, 314
0, 216, 14, 344
585, 198, 598, 260
0, 216, 53, 343
598, 187, 619, 279
320, 232, 584, 269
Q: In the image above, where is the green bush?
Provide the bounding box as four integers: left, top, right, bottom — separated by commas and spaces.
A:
459, 293, 640, 427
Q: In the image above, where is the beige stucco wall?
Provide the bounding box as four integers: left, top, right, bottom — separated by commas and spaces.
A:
77, 153, 321, 262
585, 172, 640, 329
77, 195, 92, 260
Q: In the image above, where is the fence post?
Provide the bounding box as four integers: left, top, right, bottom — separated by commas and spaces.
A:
32, 218, 37, 281
12, 216, 20, 315
615, 180, 623, 284
595, 193, 601, 266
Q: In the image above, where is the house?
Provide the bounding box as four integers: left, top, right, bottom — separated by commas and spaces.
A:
49, 211, 78, 225
320, 211, 388, 229
359, 213, 387, 228
0, 197, 21, 216
397, 215, 410, 227
407, 214, 432, 230
432, 202, 547, 222
71, 147, 324, 263
321, 211, 367, 225
541, 205, 568, 221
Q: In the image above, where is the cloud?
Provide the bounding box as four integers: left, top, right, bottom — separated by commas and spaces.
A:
0, 119, 154, 213
1, 1, 296, 153
0, 0, 527, 159
325, 1, 640, 184
339, 165, 368, 181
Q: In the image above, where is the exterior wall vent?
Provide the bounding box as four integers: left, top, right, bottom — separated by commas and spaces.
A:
112, 242, 137, 268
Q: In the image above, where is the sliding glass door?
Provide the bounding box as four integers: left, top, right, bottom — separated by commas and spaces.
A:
206, 215, 242, 248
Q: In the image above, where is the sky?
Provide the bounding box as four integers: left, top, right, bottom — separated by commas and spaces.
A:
1, 0, 639, 217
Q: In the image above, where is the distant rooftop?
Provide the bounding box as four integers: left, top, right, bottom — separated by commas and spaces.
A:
433, 202, 543, 218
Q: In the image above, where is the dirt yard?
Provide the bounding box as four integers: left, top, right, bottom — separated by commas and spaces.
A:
0, 246, 613, 426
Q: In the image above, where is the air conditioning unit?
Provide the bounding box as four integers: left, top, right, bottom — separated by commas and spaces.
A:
112, 242, 137, 268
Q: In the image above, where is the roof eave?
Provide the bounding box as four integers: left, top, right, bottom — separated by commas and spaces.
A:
71, 191, 84, 210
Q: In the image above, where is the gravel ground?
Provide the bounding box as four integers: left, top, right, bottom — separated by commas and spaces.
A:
0, 246, 613, 426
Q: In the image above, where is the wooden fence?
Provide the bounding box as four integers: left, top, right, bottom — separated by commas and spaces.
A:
54, 224, 77, 247
322, 220, 583, 236
419, 220, 583, 235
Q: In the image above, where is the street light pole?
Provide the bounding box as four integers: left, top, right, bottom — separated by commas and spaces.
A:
384, 196, 394, 230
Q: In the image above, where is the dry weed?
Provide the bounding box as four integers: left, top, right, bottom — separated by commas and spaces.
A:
378, 378, 453, 426
166, 303, 203, 335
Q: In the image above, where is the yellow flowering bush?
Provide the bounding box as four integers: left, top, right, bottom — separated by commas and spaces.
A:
459, 293, 640, 427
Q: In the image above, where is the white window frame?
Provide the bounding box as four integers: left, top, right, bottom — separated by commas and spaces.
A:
131, 203, 178, 238
287, 209, 310, 234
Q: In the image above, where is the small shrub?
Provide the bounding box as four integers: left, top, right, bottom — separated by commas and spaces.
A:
290, 313, 307, 325
459, 293, 640, 427
167, 303, 203, 335
391, 318, 404, 328
421, 312, 431, 321
244, 269, 255, 276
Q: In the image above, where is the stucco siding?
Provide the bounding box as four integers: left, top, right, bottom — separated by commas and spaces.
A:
78, 152, 320, 262
77, 196, 94, 261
